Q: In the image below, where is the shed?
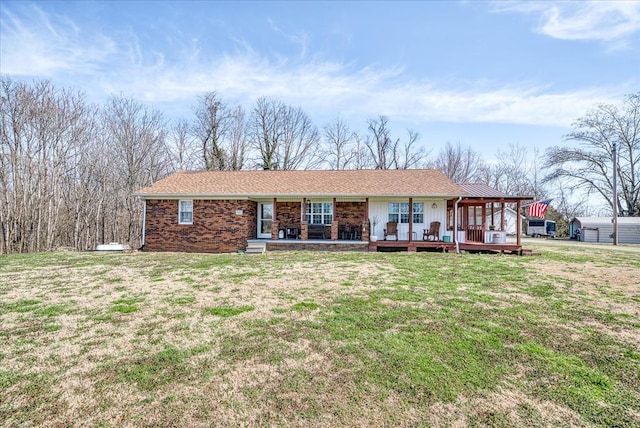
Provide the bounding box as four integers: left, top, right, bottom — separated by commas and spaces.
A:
570, 217, 640, 244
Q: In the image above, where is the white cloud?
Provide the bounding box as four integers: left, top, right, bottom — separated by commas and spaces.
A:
0, 2, 632, 130
0, 4, 117, 76
111, 50, 626, 128
492, 1, 640, 45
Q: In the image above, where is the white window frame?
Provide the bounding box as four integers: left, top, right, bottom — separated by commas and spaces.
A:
388, 202, 411, 224
389, 202, 424, 224
413, 202, 424, 224
306, 201, 333, 225
178, 200, 193, 225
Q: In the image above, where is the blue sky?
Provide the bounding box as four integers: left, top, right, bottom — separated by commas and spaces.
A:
1, 1, 639, 160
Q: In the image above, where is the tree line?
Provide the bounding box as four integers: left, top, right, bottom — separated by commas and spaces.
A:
1, 76, 637, 253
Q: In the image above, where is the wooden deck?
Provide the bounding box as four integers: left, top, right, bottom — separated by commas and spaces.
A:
250, 239, 530, 255
370, 239, 527, 254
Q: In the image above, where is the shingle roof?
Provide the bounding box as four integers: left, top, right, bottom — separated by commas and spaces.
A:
136, 169, 466, 198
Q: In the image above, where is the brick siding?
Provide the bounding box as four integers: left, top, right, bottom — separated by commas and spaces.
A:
266, 242, 368, 252
335, 201, 369, 240
275, 202, 302, 228
335, 202, 366, 226
144, 199, 257, 253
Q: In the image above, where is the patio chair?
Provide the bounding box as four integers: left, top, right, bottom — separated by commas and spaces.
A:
384, 222, 398, 241
423, 221, 441, 241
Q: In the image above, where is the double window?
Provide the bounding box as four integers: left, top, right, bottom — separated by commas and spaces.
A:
179, 200, 193, 224
306, 202, 333, 225
388, 202, 424, 224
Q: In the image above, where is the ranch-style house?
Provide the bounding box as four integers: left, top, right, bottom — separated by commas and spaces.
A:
135, 169, 531, 254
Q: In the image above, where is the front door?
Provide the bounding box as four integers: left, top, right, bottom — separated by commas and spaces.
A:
257, 203, 273, 239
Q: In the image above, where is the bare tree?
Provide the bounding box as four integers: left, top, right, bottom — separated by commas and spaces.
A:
543, 92, 640, 216
102, 95, 169, 245
278, 105, 320, 170
553, 182, 588, 221
0, 78, 100, 253
351, 132, 371, 170
169, 119, 198, 171
249, 97, 320, 170
227, 106, 249, 170
364, 115, 425, 169
322, 116, 357, 169
493, 143, 542, 197
365, 116, 396, 169
432, 141, 485, 182
250, 97, 282, 170
395, 129, 426, 169
192, 92, 231, 171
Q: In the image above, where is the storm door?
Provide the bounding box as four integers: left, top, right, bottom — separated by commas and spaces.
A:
257, 203, 273, 239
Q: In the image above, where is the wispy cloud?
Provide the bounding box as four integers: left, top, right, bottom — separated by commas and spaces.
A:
492, 1, 640, 46
0, 2, 632, 129
0, 4, 117, 76
267, 17, 309, 59
112, 51, 628, 128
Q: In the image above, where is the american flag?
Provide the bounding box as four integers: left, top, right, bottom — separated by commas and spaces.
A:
528, 199, 552, 218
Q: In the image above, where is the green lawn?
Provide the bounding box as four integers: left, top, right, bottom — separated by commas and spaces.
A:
0, 245, 638, 427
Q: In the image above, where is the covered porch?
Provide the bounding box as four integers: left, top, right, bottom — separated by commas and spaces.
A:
259, 197, 370, 242
451, 183, 531, 250
253, 185, 531, 254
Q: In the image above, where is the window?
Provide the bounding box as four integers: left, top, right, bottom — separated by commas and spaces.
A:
388, 203, 399, 223
179, 200, 193, 224
389, 202, 419, 223
306, 202, 333, 225
413, 203, 424, 224
400, 202, 410, 224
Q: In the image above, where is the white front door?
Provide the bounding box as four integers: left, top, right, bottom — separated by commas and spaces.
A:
257, 203, 273, 239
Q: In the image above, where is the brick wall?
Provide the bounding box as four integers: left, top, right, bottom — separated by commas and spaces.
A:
144, 199, 257, 253
335, 202, 368, 240
266, 242, 368, 252
335, 202, 367, 226
276, 202, 302, 228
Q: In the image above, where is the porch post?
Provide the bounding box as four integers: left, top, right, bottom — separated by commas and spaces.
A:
490, 203, 495, 228
272, 197, 279, 240
364, 197, 370, 240
301, 198, 308, 240
481, 203, 487, 242
331, 197, 338, 240
501, 203, 506, 231
408, 198, 413, 242
516, 200, 522, 246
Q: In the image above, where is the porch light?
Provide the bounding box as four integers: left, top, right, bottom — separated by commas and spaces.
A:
432, 203, 437, 209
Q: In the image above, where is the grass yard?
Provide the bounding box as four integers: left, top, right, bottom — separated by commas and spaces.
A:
1, 243, 639, 427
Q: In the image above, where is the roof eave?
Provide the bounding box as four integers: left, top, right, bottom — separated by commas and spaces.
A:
135, 192, 468, 199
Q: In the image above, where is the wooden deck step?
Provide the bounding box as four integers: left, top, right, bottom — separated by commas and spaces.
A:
245, 241, 266, 254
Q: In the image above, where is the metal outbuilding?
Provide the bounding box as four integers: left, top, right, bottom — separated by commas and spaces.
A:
569, 217, 640, 244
